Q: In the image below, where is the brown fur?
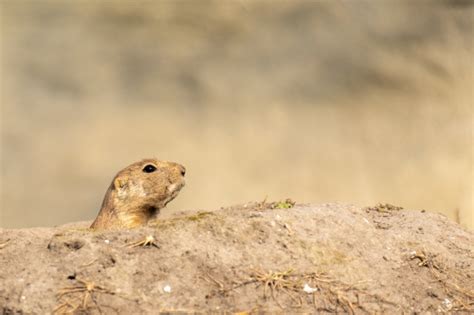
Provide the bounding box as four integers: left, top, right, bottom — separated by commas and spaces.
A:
90, 158, 186, 230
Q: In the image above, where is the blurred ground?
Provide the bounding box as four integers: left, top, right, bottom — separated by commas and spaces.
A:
0, 1, 472, 229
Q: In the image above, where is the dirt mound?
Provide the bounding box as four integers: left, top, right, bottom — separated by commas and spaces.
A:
1, 202, 473, 314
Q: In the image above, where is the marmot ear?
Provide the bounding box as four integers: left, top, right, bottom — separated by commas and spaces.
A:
114, 177, 128, 190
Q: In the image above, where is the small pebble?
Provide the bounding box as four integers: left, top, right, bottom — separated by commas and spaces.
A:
442, 298, 452, 310
303, 283, 318, 293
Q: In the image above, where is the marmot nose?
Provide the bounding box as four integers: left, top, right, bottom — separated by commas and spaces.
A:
179, 165, 186, 177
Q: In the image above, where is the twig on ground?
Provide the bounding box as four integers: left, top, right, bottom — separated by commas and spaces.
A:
126, 235, 159, 248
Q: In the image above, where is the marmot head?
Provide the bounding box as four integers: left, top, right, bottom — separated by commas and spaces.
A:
90, 158, 186, 230
112, 158, 186, 208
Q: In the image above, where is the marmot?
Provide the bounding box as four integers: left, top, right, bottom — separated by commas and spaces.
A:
90, 158, 186, 230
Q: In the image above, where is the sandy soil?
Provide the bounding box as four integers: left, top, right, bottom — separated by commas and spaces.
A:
0, 202, 473, 314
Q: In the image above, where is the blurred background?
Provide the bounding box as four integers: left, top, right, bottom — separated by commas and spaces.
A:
0, 1, 472, 229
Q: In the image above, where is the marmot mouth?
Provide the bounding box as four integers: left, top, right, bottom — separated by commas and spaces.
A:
164, 181, 184, 206
167, 179, 185, 193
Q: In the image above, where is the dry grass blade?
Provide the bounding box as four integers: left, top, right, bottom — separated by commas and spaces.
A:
53, 278, 115, 314
409, 250, 474, 312
0, 239, 11, 249
207, 268, 397, 312
201, 273, 225, 290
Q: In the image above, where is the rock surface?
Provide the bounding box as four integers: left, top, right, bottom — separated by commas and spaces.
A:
1, 202, 473, 314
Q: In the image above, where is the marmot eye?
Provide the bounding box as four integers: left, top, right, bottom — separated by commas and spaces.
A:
143, 164, 157, 173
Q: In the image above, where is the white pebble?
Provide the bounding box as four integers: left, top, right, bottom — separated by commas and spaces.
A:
442, 298, 452, 310
303, 283, 318, 293
163, 285, 172, 293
